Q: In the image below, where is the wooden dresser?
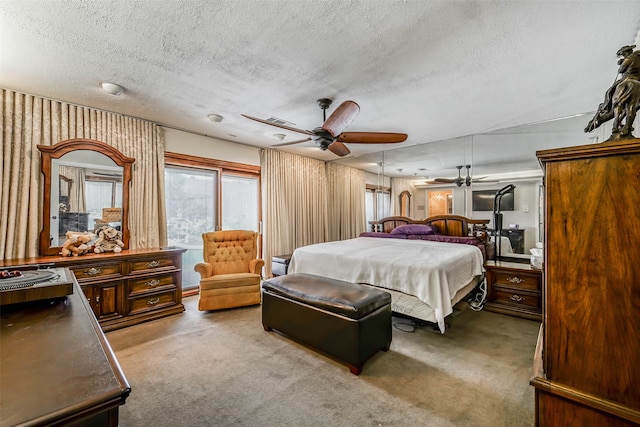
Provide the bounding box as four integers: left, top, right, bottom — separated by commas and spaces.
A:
531, 139, 640, 426
484, 260, 542, 321
0, 247, 186, 331
1, 278, 130, 426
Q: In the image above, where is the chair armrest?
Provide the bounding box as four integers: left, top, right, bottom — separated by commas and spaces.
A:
194, 262, 213, 279
249, 259, 265, 275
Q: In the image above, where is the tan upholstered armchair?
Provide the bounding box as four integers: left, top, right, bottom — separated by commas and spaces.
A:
194, 230, 264, 311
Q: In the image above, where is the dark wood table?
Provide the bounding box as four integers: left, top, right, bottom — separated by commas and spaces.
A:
0, 274, 130, 426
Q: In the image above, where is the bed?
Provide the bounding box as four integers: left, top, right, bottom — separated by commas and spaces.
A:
288, 215, 492, 333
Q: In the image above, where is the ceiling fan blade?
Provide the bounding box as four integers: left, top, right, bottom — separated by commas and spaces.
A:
327, 141, 351, 157
241, 114, 312, 136
426, 178, 455, 184
337, 132, 408, 144
322, 100, 360, 137
271, 138, 312, 147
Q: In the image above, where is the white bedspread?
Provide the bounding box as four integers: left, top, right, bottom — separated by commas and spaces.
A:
288, 237, 484, 333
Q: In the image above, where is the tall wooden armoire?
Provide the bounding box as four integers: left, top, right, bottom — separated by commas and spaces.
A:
531, 139, 640, 426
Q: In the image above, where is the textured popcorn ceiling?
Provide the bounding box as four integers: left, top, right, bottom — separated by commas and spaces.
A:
1, 1, 640, 177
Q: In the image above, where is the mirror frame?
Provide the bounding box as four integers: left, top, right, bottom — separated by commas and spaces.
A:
399, 190, 411, 217
38, 138, 135, 256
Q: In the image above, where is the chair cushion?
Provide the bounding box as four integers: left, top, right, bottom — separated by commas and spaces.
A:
202, 230, 259, 275
200, 273, 261, 290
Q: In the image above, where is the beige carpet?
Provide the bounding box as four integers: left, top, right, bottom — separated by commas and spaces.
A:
107, 296, 539, 427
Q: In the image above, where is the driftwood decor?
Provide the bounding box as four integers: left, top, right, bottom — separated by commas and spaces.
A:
585, 45, 640, 141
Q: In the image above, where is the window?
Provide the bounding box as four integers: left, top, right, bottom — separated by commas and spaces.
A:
165, 166, 218, 291
85, 177, 122, 226
365, 185, 390, 224
222, 173, 259, 231
164, 153, 261, 292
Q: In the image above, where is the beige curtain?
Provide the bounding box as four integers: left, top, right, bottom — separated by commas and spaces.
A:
261, 149, 368, 277
390, 177, 416, 218
261, 149, 328, 277
326, 162, 366, 241
58, 165, 86, 213
0, 89, 166, 260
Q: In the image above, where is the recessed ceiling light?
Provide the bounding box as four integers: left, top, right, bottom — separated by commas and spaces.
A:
101, 82, 124, 96
207, 114, 224, 123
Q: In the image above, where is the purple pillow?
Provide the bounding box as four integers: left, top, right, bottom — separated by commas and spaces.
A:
390, 224, 436, 236
359, 232, 407, 239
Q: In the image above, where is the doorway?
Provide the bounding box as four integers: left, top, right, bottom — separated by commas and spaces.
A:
428, 190, 453, 216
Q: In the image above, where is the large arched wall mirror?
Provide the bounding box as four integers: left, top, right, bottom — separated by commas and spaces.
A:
399, 190, 411, 217
38, 139, 135, 256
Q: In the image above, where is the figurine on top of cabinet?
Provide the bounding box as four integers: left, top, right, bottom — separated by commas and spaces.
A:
585, 44, 640, 141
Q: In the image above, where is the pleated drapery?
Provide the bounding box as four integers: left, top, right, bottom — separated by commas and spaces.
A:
261, 149, 366, 277
0, 89, 167, 260
58, 165, 87, 213
390, 177, 416, 218
326, 162, 366, 241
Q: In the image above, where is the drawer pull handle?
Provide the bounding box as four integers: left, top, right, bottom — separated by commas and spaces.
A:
509, 294, 525, 302
145, 279, 161, 288
85, 267, 102, 276
507, 276, 525, 284
147, 297, 160, 306
146, 260, 161, 268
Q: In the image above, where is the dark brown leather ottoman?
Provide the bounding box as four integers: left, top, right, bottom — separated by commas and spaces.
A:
261, 273, 392, 375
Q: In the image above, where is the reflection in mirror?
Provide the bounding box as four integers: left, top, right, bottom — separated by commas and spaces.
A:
51, 151, 123, 247
398, 191, 411, 217
427, 190, 452, 215
38, 139, 134, 256
338, 114, 598, 261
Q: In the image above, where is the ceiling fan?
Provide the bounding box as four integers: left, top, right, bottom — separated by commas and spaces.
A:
426, 165, 487, 187
241, 98, 408, 157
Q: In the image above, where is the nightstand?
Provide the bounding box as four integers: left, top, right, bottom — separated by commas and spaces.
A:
484, 260, 542, 321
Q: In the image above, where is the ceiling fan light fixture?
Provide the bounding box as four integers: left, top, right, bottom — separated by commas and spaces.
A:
207, 114, 224, 123
100, 82, 124, 96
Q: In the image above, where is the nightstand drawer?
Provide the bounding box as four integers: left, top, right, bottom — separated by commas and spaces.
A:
128, 290, 177, 315
493, 271, 539, 291
493, 287, 540, 310
71, 262, 122, 281
128, 273, 177, 296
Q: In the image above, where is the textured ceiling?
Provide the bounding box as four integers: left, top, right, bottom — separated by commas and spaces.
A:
2, 1, 640, 179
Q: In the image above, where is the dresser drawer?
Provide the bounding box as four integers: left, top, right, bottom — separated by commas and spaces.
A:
128, 290, 177, 315
128, 273, 177, 296
128, 256, 177, 274
493, 271, 539, 291
493, 287, 540, 310
71, 262, 122, 282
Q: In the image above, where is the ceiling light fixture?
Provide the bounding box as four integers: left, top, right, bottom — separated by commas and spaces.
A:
207, 114, 224, 123
101, 82, 124, 96
273, 133, 286, 141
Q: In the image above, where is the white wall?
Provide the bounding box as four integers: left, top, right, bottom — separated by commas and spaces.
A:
364, 171, 391, 187
162, 127, 260, 165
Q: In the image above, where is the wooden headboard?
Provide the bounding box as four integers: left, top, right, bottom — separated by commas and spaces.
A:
368, 215, 490, 242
